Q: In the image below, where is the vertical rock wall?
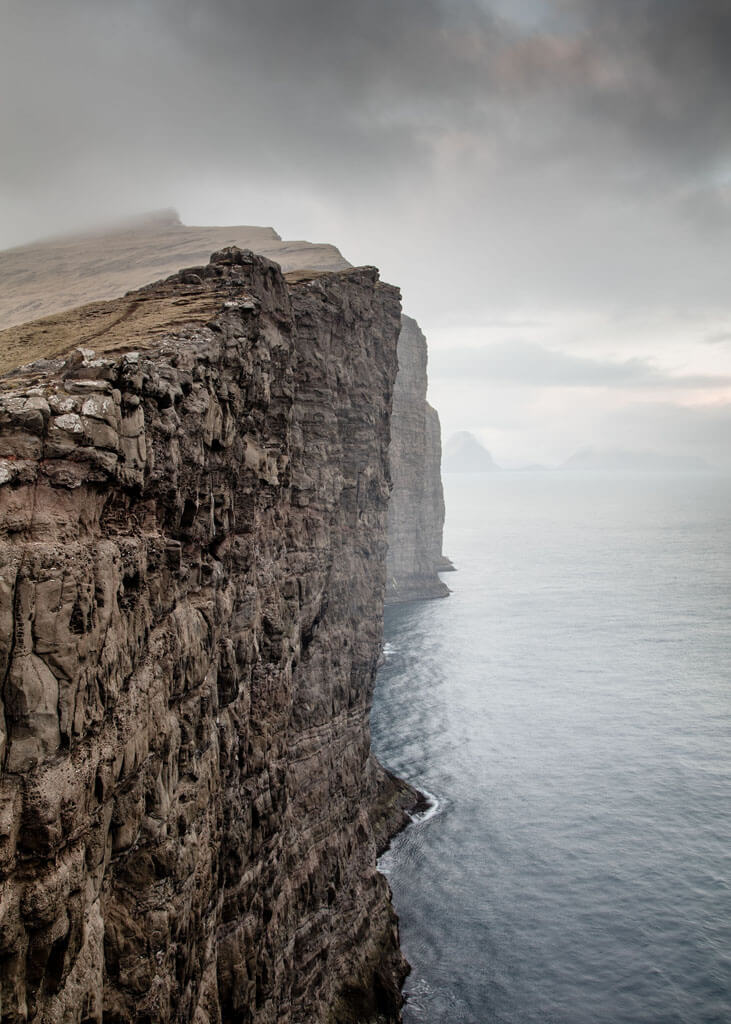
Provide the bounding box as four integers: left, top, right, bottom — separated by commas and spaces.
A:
385, 316, 450, 604
0, 250, 411, 1024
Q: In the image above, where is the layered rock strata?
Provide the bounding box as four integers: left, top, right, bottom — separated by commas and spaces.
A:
0, 249, 414, 1023
385, 316, 452, 603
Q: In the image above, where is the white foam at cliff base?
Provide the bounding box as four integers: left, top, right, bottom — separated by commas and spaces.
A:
408, 787, 441, 825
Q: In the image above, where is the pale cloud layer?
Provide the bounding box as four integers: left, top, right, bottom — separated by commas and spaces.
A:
431, 342, 731, 391
2, 0, 730, 465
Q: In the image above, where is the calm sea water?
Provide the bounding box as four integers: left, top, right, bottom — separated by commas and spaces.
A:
372, 472, 731, 1024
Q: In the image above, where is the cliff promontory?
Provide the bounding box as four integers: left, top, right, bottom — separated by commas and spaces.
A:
0, 249, 413, 1023
0, 214, 451, 605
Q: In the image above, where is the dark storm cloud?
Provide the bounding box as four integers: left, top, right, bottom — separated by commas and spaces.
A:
0, 0, 461, 192
430, 341, 731, 389
3, 0, 730, 200
553, 0, 731, 173
4, 0, 729, 464
186, 0, 731, 182
2, 0, 731, 319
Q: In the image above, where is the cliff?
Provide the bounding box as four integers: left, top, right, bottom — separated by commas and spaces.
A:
0, 249, 416, 1023
0, 214, 451, 604
385, 317, 451, 603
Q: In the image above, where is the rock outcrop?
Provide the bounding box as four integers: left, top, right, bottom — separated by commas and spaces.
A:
385, 316, 452, 603
0, 249, 416, 1023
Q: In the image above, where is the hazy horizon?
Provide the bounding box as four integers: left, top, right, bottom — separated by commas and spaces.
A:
442, 428, 728, 473
2, 0, 730, 467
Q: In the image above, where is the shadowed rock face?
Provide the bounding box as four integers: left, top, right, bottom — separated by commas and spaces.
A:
386, 316, 451, 604
0, 249, 414, 1024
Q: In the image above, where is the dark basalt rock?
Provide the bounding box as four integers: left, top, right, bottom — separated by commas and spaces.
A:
0, 248, 419, 1024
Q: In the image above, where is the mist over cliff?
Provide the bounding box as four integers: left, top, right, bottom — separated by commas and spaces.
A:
4, 0, 730, 472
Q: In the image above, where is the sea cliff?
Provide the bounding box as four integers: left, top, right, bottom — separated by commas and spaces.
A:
386, 316, 451, 603
0, 250, 415, 1023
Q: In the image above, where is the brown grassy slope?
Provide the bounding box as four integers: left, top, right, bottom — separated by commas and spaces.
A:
0, 209, 350, 333
0, 287, 224, 377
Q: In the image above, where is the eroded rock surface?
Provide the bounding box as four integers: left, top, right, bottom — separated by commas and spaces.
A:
386, 316, 452, 603
0, 249, 413, 1024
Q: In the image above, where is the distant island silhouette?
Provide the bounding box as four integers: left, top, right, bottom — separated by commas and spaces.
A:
443, 431, 498, 473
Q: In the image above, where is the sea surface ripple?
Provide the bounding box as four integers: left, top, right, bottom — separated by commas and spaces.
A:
372, 472, 731, 1024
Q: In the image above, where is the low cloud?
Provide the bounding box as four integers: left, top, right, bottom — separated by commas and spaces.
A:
705, 331, 731, 346
430, 341, 731, 390
597, 399, 731, 470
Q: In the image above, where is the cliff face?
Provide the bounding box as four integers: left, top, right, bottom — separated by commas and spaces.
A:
0, 249, 412, 1023
385, 316, 450, 604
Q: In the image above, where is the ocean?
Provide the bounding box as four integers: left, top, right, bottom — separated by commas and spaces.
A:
372, 472, 731, 1024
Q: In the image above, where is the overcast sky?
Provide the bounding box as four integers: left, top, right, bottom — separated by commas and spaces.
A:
2, 0, 730, 466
